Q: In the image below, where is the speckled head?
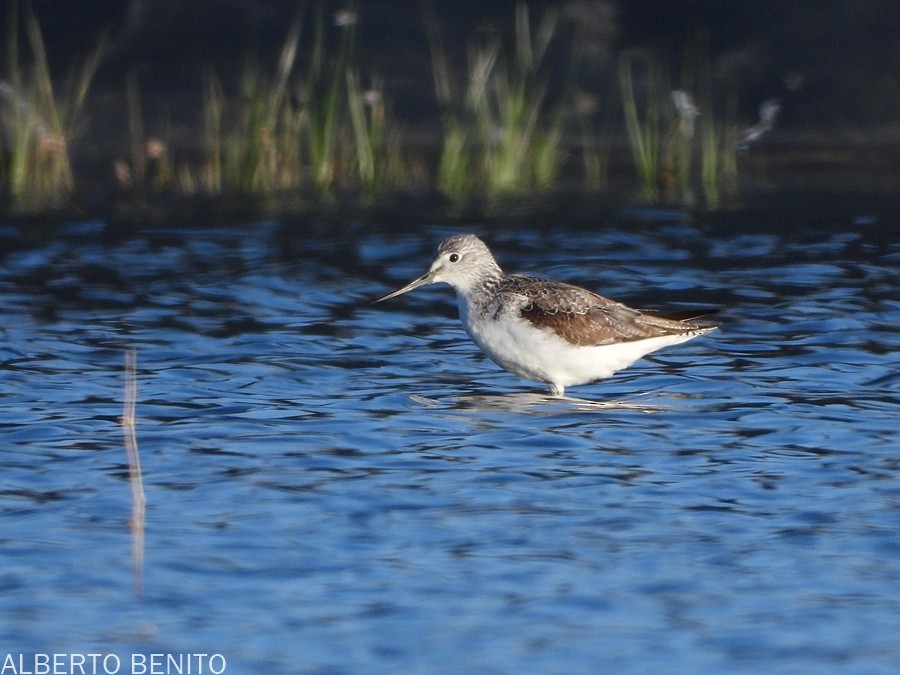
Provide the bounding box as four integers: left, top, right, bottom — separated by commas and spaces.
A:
375, 234, 503, 302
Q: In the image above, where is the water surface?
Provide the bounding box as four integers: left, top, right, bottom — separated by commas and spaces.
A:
1, 201, 899, 673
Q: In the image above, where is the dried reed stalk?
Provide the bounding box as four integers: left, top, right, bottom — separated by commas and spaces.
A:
122, 349, 145, 596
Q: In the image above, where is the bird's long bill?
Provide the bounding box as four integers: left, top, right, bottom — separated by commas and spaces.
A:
373, 271, 434, 303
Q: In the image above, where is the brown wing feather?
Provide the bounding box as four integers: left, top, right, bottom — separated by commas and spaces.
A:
505, 275, 714, 347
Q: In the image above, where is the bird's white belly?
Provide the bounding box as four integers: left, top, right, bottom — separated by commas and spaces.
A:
462, 308, 696, 389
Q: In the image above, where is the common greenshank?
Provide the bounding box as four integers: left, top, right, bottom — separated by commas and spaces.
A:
376, 234, 716, 397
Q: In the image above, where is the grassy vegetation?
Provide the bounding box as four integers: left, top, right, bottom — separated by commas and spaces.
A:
574, 92, 607, 192
617, 34, 739, 207
618, 52, 663, 202
686, 34, 739, 206
106, 2, 408, 207
1, 2, 104, 213
1, 1, 752, 215
423, 2, 568, 201
180, 11, 308, 197
175, 4, 410, 203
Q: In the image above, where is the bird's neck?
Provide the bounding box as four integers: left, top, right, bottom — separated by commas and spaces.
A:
454, 267, 505, 321
454, 265, 503, 302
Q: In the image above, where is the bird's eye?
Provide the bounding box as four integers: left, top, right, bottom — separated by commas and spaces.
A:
448, 253, 461, 263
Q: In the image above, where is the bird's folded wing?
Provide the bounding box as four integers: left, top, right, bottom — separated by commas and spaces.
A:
507, 276, 713, 346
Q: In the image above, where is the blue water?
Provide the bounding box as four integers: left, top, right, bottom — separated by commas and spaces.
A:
1, 203, 899, 673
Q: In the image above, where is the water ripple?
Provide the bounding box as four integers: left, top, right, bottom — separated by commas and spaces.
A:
0, 211, 898, 672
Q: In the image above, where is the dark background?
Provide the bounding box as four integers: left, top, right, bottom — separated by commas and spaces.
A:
4, 0, 900, 191
15, 1, 899, 123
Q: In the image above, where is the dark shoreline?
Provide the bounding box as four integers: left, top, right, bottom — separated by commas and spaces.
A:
1, 135, 892, 227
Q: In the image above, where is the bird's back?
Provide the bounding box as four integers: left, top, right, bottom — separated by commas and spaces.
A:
489, 274, 715, 347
